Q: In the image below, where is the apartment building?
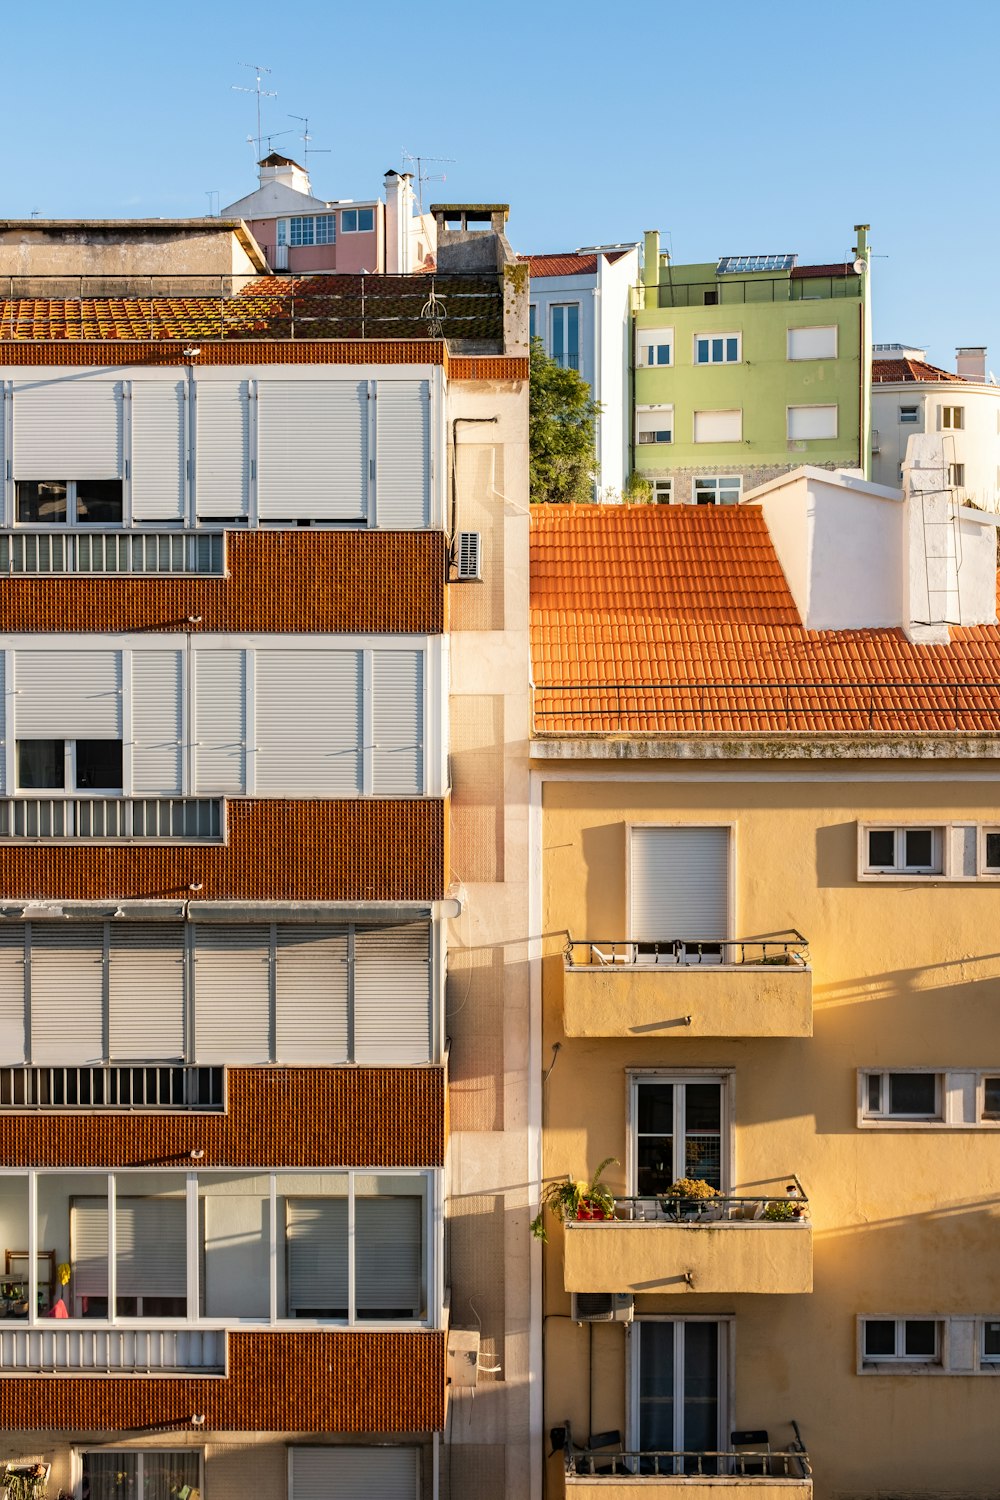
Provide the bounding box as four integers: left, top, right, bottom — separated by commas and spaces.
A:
0, 209, 531, 1500
529, 447, 1000, 1499
872, 343, 1000, 509
633, 228, 871, 504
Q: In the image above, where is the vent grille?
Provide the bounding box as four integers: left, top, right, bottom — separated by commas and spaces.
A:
571, 1292, 634, 1324
455, 531, 482, 582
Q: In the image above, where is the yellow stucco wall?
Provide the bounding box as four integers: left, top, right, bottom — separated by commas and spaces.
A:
539, 765, 1000, 1500
562, 1221, 813, 1296
562, 963, 813, 1039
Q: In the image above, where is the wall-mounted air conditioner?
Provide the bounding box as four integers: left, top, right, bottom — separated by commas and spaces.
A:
571, 1292, 634, 1324
454, 531, 482, 581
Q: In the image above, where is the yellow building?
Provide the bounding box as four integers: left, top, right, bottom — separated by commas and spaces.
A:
529, 461, 1000, 1500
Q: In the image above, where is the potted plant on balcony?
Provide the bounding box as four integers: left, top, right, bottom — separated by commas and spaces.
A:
659, 1177, 720, 1220
2, 1462, 50, 1500
531, 1157, 618, 1242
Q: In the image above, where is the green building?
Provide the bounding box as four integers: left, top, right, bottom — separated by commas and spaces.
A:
633, 226, 871, 504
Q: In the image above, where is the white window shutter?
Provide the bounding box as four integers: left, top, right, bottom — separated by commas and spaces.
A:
375, 380, 430, 527
108, 924, 185, 1061
290, 1447, 419, 1500
630, 827, 730, 944
286, 1198, 348, 1315
945, 1071, 978, 1126
14, 378, 124, 479
947, 1317, 977, 1373
130, 381, 186, 521
194, 381, 251, 519
787, 405, 838, 440
71, 1198, 110, 1300
15, 650, 122, 739
353, 924, 432, 1064
371, 651, 424, 795
274, 925, 349, 1064
787, 326, 838, 361
254, 650, 362, 796
131, 651, 182, 795
29, 925, 104, 1064
0, 651, 6, 793
355, 1197, 423, 1317
115, 1196, 187, 1297
0, 928, 26, 1064
257, 380, 368, 521
693, 409, 742, 443
194, 925, 271, 1063
194, 649, 246, 794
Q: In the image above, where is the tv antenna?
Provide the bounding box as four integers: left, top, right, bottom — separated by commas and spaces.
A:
288, 115, 331, 165
401, 150, 455, 212
262, 127, 295, 155
205, 190, 219, 217
232, 61, 276, 159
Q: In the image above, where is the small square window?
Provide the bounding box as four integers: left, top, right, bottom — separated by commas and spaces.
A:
17, 482, 67, 524
942, 406, 965, 430
899, 406, 919, 424
984, 831, 1000, 870
904, 1320, 938, 1359
888, 1073, 937, 1117
863, 1320, 896, 1358
983, 1322, 1000, 1360
76, 480, 123, 524
949, 463, 965, 488
75, 740, 123, 791
904, 828, 934, 868
983, 1078, 1000, 1121
867, 829, 896, 868
864, 826, 941, 874
653, 480, 673, 505
17, 740, 65, 790
695, 333, 740, 365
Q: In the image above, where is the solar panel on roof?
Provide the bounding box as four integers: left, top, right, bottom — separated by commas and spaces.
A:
717, 254, 797, 274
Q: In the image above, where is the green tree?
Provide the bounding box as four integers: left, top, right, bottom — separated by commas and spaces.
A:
529, 337, 600, 503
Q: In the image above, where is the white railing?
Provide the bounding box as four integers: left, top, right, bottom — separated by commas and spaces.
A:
0, 798, 224, 841
0, 1326, 226, 1374
0, 1065, 225, 1111
0, 530, 226, 576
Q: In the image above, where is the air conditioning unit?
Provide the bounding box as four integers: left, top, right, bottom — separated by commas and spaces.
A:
571, 1292, 634, 1324
454, 531, 482, 581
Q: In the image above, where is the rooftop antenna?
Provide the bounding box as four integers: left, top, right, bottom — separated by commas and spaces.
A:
232, 61, 277, 160
401, 149, 456, 213
205, 190, 219, 217
288, 115, 331, 166
262, 127, 295, 155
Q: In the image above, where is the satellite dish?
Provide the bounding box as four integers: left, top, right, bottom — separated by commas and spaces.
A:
852, 258, 866, 275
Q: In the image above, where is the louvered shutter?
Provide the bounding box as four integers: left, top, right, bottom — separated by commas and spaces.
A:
108, 924, 185, 1061
15, 650, 122, 739
194, 925, 271, 1063
14, 378, 123, 479
290, 1446, 419, 1500
286, 1198, 348, 1316
29, 924, 104, 1064
0, 928, 26, 1064
71, 1198, 110, 1302
256, 380, 368, 521
375, 379, 429, 527
194, 381, 250, 519
116, 1196, 186, 1297
131, 651, 182, 795
355, 1197, 422, 1317
130, 381, 186, 521
353, 925, 431, 1064
254, 650, 362, 796
0, 651, 7, 794
194, 649, 246, 793
274, 925, 349, 1064
629, 827, 730, 944
371, 651, 423, 795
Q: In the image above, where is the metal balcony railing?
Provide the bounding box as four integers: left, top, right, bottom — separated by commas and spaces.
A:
0, 1326, 226, 1374
0, 530, 226, 576
632, 274, 857, 309
566, 933, 808, 968
0, 798, 225, 841
566, 1448, 811, 1480
601, 1186, 810, 1225
0, 1065, 225, 1111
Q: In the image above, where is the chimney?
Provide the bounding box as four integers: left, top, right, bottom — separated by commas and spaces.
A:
956, 346, 987, 382
257, 153, 312, 198
384, 170, 406, 275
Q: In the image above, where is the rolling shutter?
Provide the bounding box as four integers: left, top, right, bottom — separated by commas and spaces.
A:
29, 924, 104, 1064
788, 404, 838, 440
254, 650, 362, 796
355, 1197, 422, 1317
194, 649, 246, 793
70, 1197, 110, 1301
130, 381, 186, 521
0, 651, 6, 794
15, 650, 122, 739
14, 378, 123, 479
194, 381, 250, 519
286, 1198, 348, 1315
788, 325, 837, 361
71, 1197, 186, 1300
274, 925, 349, 1064
371, 651, 423, 795
290, 1446, 419, 1500
692, 409, 742, 443
630, 827, 730, 945
257, 380, 368, 521
131, 651, 182, 795
108, 923, 185, 1061
194, 924, 270, 1063
375, 380, 429, 527
0, 928, 26, 1064
353, 924, 431, 1064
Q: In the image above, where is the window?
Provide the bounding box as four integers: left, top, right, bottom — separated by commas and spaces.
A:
636, 407, 673, 445
551, 304, 580, 370
860, 1070, 1000, 1129
630, 825, 730, 961
288, 214, 336, 247
950, 463, 966, 487
16, 480, 123, 525
693, 476, 742, 506
704, 290, 718, 306
289, 1448, 420, 1500
942, 405, 965, 429
899, 405, 919, 424
632, 1320, 726, 1468
341, 207, 374, 233
787, 326, 837, 361
863, 1072, 941, 1121
787, 405, 838, 440
863, 826, 942, 874
16, 740, 123, 793
693, 410, 742, 443
81, 1451, 201, 1500
983, 1322, 1000, 1363
862, 1318, 939, 1364
631, 1075, 727, 1196
638, 327, 673, 368
983, 1077, 1000, 1121
695, 334, 740, 365
529, 304, 536, 340
653, 480, 673, 505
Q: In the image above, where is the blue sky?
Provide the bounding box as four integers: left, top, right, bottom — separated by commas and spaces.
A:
2, 0, 996, 371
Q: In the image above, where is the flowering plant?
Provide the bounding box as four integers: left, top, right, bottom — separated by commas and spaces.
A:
666, 1177, 719, 1201
530, 1157, 618, 1241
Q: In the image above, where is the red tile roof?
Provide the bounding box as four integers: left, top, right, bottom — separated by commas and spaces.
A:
873, 357, 966, 384
522, 253, 598, 278
530, 504, 1000, 735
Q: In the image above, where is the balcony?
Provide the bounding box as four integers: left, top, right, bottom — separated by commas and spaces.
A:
563, 936, 812, 1040
0, 530, 225, 577
563, 1431, 811, 1498
563, 1194, 813, 1296
0, 1325, 226, 1374
0, 1065, 225, 1112
0, 797, 225, 842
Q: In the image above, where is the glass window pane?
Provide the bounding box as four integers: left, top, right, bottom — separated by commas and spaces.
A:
984, 1321, 1000, 1358
76, 740, 123, 791
726, 338, 738, 362
904, 1320, 937, 1358
719, 480, 740, 506
685, 1084, 721, 1188
696, 339, 709, 364
142, 1453, 200, 1500
867, 830, 895, 867
113, 1172, 188, 1316
888, 1073, 937, 1116
18, 740, 64, 789
566, 306, 579, 357
986, 833, 1000, 870
359, 209, 374, 232
864, 1320, 896, 1357
683, 1321, 719, 1455
711, 339, 723, 362
638, 1082, 673, 1134
76, 480, 123, 523
867, 1074, 882, 1113
201, 1173, 271, 1318
983, 1077, 1000, 1120
904, 828, 934, 868
342, 210, 357, 233
83, 1452, 138, 1500
17, 481, 67, 524
638, 1321, 675, 1451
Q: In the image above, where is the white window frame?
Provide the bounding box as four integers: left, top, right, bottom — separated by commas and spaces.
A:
861, 824, 942, 876
341, 208, 375, 234
860, 1070, 943, 1123
981, 1318, 1000, 1366
637, 327, 674, 369
693, 475, 742, 506
858, 822, 1000, 883
628, 1317, 733, 1458
786, 325, 838, 361
15, 738, 124, 797
786, 404, 839, 441
652, 479, 673, 505
941, 405, 965, 430
626, 1068, 734, 1196
858, 1069, 1000, 1130
550, 304, 581, 370
899, 404, 920, 424
693, 333, 742, 366
636, 406, 673, 446
14, 479, 125, 529
75, 1447, 204, 1500
859, 1317, 941, 1369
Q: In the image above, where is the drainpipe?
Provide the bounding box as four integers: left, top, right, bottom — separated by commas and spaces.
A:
854, 223, 872, 478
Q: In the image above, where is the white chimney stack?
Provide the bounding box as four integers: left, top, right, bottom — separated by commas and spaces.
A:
956, 346, 987, 382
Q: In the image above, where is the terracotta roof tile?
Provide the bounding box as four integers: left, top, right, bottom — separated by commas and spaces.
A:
530, 504, 1000, 735
872, 357, 966, 384
521, 253, 598, 278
